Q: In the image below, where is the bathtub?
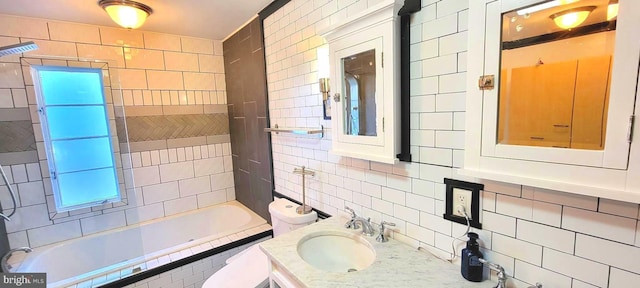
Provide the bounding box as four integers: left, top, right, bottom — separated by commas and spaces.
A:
15, 200, 269, 288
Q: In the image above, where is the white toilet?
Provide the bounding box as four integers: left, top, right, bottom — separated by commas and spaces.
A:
202, 198, 318, 287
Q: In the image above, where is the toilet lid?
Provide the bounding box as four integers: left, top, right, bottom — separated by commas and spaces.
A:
202, 244, 269, 288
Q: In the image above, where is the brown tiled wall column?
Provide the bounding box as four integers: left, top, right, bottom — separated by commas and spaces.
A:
223, 18, 273, 222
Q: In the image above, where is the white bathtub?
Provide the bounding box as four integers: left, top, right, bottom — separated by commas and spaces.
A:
15, 201, 268, 287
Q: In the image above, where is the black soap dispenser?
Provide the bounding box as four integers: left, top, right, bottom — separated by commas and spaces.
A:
461, 232, 483, 282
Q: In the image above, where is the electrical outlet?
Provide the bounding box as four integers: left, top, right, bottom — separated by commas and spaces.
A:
443, 178, 482, 229
452, 187, 472, 218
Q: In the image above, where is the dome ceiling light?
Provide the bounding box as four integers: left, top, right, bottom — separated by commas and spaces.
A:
550, 6, 596, 29
98, 0, 153, 29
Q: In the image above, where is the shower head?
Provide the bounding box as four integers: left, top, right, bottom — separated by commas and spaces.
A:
0, 41, 38, 57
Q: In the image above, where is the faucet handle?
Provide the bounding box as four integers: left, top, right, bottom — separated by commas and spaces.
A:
479, 258, 507, 288
381, 221, 396, 228
376, 221, 396, 242
344, 206, 356, 218
343, 206, 359, 229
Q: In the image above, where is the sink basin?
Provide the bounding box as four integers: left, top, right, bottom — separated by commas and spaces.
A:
297, 231, 375, 272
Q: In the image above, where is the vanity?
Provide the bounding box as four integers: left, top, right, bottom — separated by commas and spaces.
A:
259, 216, 496, 288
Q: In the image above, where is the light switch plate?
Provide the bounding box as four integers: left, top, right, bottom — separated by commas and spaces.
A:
443, 178, 483, 229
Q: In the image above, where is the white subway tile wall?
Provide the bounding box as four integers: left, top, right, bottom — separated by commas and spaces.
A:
0, 13, 236, 254
264, 1, 640, 287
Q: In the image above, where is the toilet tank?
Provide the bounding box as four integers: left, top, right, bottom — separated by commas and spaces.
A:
268, 198, 317, 237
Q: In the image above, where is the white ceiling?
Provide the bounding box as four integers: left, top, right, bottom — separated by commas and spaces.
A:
0, 0, 273, 40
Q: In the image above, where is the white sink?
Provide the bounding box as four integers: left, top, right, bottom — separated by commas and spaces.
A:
296, 231, 375, 272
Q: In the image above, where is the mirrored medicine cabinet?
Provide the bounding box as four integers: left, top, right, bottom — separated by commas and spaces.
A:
319, 0, 402, 164
465, 0, 640, 202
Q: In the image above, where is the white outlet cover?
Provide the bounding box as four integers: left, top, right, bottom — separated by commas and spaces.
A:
452, 187, 473, 217
443, 178, 483, 229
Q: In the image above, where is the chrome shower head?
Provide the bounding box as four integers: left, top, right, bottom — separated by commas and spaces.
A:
0, 41, 38, 57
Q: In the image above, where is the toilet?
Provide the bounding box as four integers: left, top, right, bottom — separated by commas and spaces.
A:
202, 198, 317, 287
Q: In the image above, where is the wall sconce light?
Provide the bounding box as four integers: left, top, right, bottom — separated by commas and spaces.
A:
607, 0, 619, 21
99, 0, 153, 29
319, 77, 330, 100
317, 46, 330, 101
550, 6, 595, 29
317, 46, 331, 120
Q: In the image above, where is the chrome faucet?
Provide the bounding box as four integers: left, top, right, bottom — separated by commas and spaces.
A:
343, 206, 375, 236
1, 247, 32, 272
479, 258, 507, 288
353, 216, 375, 236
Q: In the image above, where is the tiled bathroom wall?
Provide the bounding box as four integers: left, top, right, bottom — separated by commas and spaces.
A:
0, 14, 235, 250
123, 235, 271, 288
263, 0, 640, 287
223, 17, 274, 222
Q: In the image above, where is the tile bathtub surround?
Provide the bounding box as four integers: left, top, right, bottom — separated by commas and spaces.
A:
0, 14, 237, 253
263, 1, 640, 287
4, 143, 236, 250
119, 236, 271, 288
58, 225, 272, 288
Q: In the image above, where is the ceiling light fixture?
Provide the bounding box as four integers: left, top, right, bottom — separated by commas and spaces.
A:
516, 0, 579, 16
607, 0, 619, 21
98, 0, 153, 29
550, 6, 595, 29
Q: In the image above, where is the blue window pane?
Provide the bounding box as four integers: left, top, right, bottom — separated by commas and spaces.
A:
46, 106, 109, 140
35, 66, 121, 211
57, 168, 119, 207
39, 69, 105, 105
52, 137, 114, 173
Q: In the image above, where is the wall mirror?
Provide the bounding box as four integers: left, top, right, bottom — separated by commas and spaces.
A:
464, 0, 640, 202
498, 0, 615, 150
342, 49, 377, 137
319, 0, 402, 164
473, 0, 638, 170
334, 38, 385, 148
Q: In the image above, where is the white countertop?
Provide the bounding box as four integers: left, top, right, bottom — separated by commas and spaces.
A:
259, 216, 497, 288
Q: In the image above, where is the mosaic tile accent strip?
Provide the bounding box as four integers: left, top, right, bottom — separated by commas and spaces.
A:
116, 114, 229, 143
0, 121, 37, 152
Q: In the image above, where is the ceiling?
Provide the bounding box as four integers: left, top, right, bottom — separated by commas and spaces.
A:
0, 0, 273, 40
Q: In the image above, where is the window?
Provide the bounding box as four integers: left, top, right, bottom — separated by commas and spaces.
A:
32, 66, 121, 212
